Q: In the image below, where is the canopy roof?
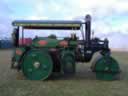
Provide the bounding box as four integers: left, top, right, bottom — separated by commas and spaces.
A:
12, 20, 82, 30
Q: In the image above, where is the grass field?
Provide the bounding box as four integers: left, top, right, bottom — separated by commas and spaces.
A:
0, 50, 128, 96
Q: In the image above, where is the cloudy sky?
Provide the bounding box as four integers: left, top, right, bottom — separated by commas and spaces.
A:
0, 0, 128, 49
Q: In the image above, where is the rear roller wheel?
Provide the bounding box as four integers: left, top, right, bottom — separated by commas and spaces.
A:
21, 49, 53, 80
61, 51, 75, 75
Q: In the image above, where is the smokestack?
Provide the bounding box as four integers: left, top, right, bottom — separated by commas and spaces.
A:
85, 14, 91, 47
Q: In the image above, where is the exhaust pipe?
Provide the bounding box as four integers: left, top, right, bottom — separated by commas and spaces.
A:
85, 14, 91, 47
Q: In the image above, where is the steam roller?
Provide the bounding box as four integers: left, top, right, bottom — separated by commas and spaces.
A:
11, 14, 120, 80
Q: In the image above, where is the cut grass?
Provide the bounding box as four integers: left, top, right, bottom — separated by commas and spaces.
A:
0, 50, 128, 96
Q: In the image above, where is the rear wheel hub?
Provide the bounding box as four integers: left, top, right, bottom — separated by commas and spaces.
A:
33, 62, 40, 69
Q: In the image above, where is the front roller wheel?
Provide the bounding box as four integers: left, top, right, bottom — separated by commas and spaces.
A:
21, 49, 53, 80
94, 56, 120, 80
91, 53, 103, 72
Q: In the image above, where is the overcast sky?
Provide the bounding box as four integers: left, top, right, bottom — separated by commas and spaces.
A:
0, 0, 128, 49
